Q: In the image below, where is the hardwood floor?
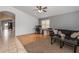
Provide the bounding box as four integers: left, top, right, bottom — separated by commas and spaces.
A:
17, 34, 49, 45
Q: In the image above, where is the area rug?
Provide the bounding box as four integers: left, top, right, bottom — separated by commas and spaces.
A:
23, 38, 79, 53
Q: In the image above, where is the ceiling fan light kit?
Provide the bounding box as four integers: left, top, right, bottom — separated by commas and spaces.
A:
38, 10, 43, 13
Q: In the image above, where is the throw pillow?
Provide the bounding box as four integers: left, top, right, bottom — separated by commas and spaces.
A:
71, 32, 79, 38
58, 31, 65, 37
58, 31, 65, 41
77, 36, 79, 39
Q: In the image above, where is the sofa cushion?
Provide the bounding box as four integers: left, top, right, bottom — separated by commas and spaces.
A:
64, 39, 78, 45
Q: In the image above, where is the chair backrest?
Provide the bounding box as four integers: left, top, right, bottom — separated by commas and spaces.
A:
49, 30, 54, 36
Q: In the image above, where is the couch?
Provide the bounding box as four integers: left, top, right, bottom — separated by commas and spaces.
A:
57, 29, 79, 53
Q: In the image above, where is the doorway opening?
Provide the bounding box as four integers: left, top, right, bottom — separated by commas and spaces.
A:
0, 11, 16, 52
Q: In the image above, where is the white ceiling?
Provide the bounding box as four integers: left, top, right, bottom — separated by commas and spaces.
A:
14, 6, 79, 19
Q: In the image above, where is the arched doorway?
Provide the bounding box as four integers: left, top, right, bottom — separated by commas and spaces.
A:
0, 11, 16, 52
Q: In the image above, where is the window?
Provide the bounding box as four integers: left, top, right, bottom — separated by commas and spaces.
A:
41, 19, 50, 29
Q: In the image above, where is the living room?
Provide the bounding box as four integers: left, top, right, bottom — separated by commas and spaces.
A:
1, 0, 79, 59
16, 6, 79, 53
0, 6, 79, 53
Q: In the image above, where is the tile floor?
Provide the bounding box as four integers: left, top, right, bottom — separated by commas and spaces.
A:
0, 29, 27, 53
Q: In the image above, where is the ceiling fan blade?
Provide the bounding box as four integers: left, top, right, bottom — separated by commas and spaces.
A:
39, 6, 42, 10
43, 10, 46, 12
36, 6, 39, 8
36, 6, 42, 10
43, 7, 47, 9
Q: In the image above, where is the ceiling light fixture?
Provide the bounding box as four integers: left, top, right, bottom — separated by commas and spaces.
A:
38, 10, 43, 13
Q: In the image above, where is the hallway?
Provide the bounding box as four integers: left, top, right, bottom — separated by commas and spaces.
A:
0, 20, 16, 52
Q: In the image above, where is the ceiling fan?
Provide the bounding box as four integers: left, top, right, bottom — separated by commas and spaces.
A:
34, 6, 47, 13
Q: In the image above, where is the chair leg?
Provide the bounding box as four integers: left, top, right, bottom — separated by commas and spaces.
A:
60, 41, 62, 48
51, 37, 56, 44
74, 46, 77, 53
60, 41, 64, 48
53, 39, 56, 43
51, 37, 53, 44
62, 41, 64, 46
